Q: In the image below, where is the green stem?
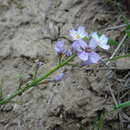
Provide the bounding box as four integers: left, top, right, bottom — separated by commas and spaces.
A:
0, 53, 130, 105
0, 53, 77, 104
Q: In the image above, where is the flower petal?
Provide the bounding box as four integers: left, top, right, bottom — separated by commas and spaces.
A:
91, 32, 99, 40
69, 29, 77, 40
89, 52, 101, 63
100, 35, 108, 44
78, 52, 88, 61
99, 35, 110, 50
78, 26, 86, 35
78, 26, 88, 37
98, 43, 110, 50
72, 41, 82, 52
55, 40, 64, 53
78, 39, 87, 49
89, 38, 97, 49
78, 26, 85, 32
81, 58, 93, 65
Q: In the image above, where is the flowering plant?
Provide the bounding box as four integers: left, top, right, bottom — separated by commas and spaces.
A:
54, 26, 110, 79
0, 26, 111, 104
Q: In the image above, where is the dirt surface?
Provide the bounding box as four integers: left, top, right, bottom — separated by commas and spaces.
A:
0, 0, 130, 130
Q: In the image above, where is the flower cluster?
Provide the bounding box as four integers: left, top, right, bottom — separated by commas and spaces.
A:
54, 26, 110, 81
70, 26, 110, 64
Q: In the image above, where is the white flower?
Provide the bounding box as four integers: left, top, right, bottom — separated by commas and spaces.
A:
92, 32, 110, 50
69, 26, 88, 40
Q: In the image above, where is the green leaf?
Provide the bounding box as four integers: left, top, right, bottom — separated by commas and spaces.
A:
94, 112, 105, 130
113, 101, 130, 110
122, 16, 130, 38
124, 24, 130, 38
108, 38, 119, 46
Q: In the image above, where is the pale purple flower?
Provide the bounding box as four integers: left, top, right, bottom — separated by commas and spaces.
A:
92, 32, 110, 50
64, 49, 72, 57
72, 39, 101, 64
36, 61, 44, 67
54, 72, 64, 81
55, 40, 65, 55
70, 26, 88, 40
55, 40, 72, 57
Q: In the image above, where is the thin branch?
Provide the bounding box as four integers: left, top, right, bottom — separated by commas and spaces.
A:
106, 34, 127, 65
108, 85, 118, 106
105, 23, 130, 31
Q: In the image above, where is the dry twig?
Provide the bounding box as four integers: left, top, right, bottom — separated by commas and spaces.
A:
105, 23, 130, 31
106, 33, 127, 65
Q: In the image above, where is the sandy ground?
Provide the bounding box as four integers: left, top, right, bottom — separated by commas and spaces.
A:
0, 0, 130, 130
